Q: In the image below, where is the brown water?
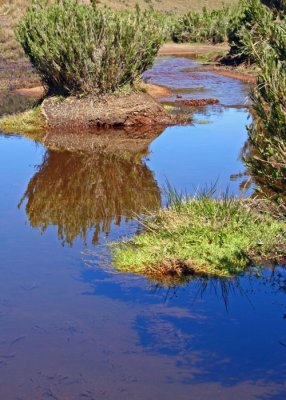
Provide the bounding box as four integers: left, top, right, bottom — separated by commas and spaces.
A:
0, 56, 285, 400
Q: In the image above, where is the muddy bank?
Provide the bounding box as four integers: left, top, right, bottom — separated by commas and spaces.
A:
159, 43, 229, 55
41, 92, 180, 129
13, 83, 171, 101
191, 65, 257, 84
14, 86, 44, 99
176, 98, 219, 107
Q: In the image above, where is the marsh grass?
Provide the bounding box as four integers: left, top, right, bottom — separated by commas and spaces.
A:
113, 189, 286, 279
0, 106, 45, 138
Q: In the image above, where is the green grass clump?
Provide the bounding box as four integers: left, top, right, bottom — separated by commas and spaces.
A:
113, 191, 286, 278
16, 0, 165, 96
172, 6, 239, 44
0, 107, 45, 138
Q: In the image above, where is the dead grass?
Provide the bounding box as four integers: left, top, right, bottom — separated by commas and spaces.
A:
100, 0, 237, 13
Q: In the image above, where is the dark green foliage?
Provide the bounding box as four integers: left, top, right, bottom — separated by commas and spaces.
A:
240, 0, 286, 202
221, 0, 286, 204
226, 0, 286, 202
172, 6, 237, 44
228, 0, 286, 62
261, 0, 286, 10
227, 0, 263, 63
16, 0, 165, 95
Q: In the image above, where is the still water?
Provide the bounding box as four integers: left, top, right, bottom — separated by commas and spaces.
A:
0, 56, 285, 399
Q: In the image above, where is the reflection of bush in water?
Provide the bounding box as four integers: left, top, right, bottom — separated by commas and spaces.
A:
19, 151, 161, 245
241, 139, 286, 203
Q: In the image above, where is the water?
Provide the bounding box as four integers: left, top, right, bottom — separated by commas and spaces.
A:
0, 56, 285, 399
144, 56, 250, 107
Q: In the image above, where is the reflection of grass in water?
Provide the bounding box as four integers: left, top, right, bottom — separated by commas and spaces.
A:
18, 150, 161, 246
113, 188, 286, 279
149, 265, 286, 315
192, 118, 210, 124
167, 87, 207, 94
149, 274, 246, 308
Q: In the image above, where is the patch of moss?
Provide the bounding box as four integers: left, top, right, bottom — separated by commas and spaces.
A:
112, 193, 286, 279
0, 107, 45, 140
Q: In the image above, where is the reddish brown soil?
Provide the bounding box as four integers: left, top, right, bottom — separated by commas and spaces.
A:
176, 98, 219, 107
159, 43, 229, 55
144, 84, 172, 99
14, 86, 45, 98
13, 83, 170, 101
41, 92, 181, 129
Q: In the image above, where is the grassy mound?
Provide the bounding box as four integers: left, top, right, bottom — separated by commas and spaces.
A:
113, 192, 286, 278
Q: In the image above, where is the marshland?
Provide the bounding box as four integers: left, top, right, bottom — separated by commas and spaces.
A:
0, 0, 286, 399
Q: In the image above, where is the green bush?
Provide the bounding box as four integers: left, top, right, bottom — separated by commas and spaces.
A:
16, 0, 165, 95
240, 0, 286, 202
172, 6, 237, 44
227, 0, 286, 63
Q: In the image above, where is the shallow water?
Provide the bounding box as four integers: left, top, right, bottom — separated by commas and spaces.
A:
144, 56, 250, 107
0, 56, 285, 399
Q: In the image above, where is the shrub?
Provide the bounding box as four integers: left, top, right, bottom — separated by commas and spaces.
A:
236, 0, 286, 203
16, 0, 165, 95
227, 0, 286, 63
172, 6, 237, 44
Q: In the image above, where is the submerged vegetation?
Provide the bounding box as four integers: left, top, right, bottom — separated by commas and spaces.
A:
113, 190, 286, 279
16, 0, 166, 95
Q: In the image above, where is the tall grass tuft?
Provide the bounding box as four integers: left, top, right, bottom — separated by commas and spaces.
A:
16, 0, 166, 96
113, 189, 286, 279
